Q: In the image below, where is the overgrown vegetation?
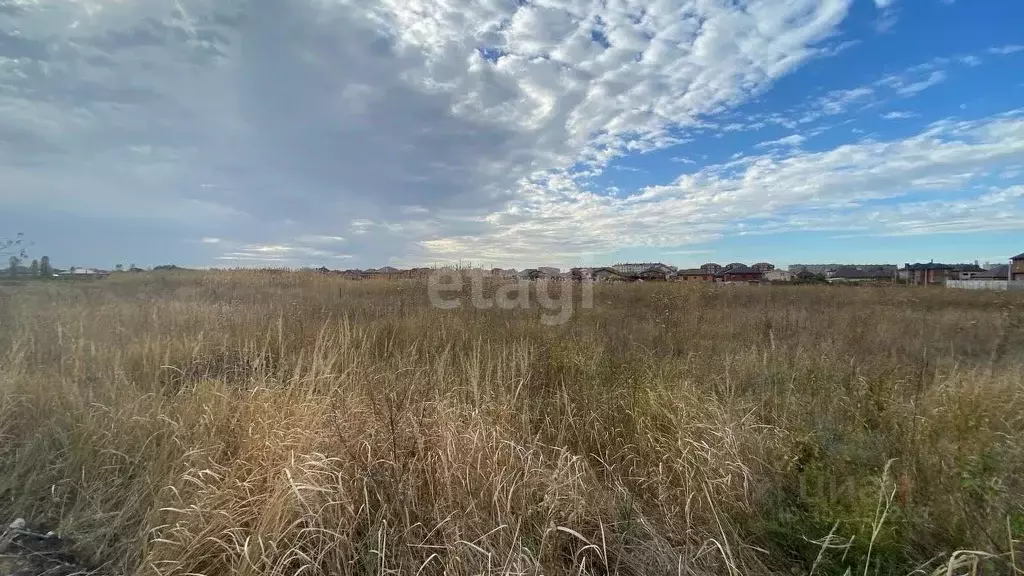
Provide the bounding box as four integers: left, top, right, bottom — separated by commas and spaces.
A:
0, 272, 1022, 575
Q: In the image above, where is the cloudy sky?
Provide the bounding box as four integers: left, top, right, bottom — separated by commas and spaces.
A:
2, 0, 1022, 270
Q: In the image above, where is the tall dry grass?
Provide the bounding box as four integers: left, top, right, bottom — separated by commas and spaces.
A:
0, 271, 1022, 576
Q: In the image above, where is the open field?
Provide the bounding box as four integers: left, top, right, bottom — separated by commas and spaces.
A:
1, 272, 1023, 576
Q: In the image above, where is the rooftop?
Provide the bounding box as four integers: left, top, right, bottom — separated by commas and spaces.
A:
976, 264, 1010, 279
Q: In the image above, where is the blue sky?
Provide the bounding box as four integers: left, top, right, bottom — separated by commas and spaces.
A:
1, 0, 1022, 270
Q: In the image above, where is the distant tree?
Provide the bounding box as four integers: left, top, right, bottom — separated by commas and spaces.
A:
115, 263, 124, 272
129, 263, 142, 272
40, 256, 52, 277
1, 233, 29, 259
8, 255, 19, 277
29, 259, 39, 276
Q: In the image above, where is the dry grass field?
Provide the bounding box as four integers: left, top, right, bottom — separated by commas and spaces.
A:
1, 272, 1022, 576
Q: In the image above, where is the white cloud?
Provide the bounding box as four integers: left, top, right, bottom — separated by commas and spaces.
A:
989, 45, 1024, 55
298, 235, 346, 244
884, 70, 948, 96
216, 243, 353, 264
874, 13, 898, 33
201, 237, 221, 244
0, 0, 858, 266
872, 0, 899, 32
414, 112, 1024, 267
1, 1, 1021, 269
742, 51, 993, 133
661, 249, 715, 255
795, 87, 875, 124
881, 110, 916, 120
756, 134, 807, 149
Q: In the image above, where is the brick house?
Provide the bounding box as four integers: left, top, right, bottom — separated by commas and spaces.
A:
718, 264, 763, 283
636, 268, 673, 281
1012, 253, 1024, 281
675, 268, 715, 282
953, 264, 986, 280
903, 263, 952, 285
904, 262, 986, 285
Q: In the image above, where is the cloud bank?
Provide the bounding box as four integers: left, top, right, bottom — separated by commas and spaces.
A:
2, 0, 1022, 267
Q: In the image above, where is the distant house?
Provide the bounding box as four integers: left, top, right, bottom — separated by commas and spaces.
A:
828, 267, 895, 283
1012, 253, 1024, 281
611, 262, 674, 276
975, 264, 1010, 281
752, 262, 776, 273
568, 267, 591, 281
953, 264, 986, 280
904, 262, 985, 285
763, 269, 794, 282
362, 266, 402, 280
789, 263, 896, 276
647, 263, 676, 275
700, 263, 723, 274
591, 267, 630, 282
903, 263, 951, 285
61, 268, 109, 278
537, 266, 561, 277
718, 265, 762, 283
636, 268, 672, 281
570, 267, 620, 282
675, 268, 715, 282
793, 268, 821, 283
384, 267, 432, 279
789, 264, 832, 275
490, 268, 519, 279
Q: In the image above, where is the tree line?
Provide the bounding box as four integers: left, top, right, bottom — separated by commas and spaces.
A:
3, 233, 54, 279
